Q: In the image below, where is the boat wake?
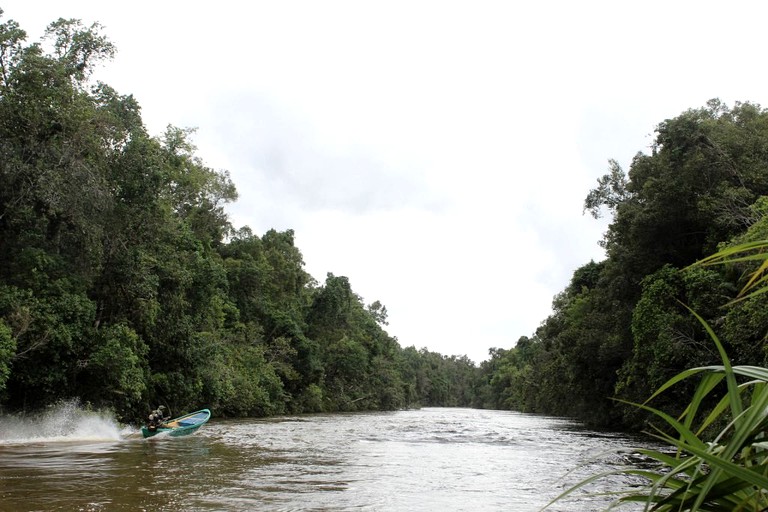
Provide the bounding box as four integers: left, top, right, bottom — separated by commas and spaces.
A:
0, 399, 126, 445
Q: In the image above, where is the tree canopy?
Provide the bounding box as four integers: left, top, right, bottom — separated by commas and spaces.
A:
3, 12, 768, 432
478, 99, 768, 428
0, 12, 481, 421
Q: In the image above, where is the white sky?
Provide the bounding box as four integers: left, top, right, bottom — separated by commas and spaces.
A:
5, 0, 768, 363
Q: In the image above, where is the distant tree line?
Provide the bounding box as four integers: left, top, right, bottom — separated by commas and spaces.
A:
3, 13, 768, 431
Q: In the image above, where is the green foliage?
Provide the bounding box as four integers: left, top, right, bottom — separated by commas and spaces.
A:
478, 260, 632, 425
305, 273, 418, 412
297, 383, 324, 412
0, 10, 489, 421
614, 265, 733, 427
0, 320, 15, 394
404, 348, 477, 408
199, 332, 286, 417
43, 18, 115, 83
477, 341, 543, 412
82, 323, 147, 410
583, 158, 631, 220
542, 240, 768, 510
24, 9, 768, 437
479, 99, 768, 430
546, 305, 768, 511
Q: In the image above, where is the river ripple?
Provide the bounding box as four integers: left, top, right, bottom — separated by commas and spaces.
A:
0, 407, 655, 511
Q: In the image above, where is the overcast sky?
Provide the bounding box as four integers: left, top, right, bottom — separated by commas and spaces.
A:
5, 1, 768, 363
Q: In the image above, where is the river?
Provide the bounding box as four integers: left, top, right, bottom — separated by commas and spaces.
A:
0, 404, 656, 511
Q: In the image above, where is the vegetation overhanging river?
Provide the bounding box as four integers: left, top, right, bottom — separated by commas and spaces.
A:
0, 404, 658, 511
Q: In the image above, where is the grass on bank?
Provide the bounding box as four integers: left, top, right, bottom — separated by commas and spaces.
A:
544, 240, 768, 511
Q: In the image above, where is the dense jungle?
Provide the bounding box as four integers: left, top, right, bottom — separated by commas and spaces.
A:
1, 12, 767, 430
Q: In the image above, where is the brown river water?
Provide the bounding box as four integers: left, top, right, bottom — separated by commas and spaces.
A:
0, 403, 655, 511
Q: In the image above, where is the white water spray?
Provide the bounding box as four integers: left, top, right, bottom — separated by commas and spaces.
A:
0, 399, 126, 444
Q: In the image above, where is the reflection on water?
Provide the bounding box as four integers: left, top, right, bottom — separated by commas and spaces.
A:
0, 407, 655, 511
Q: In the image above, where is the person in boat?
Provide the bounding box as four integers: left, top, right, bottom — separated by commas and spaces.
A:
147, 405, 170, 431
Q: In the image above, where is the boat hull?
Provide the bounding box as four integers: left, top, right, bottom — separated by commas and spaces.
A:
141, 409, 211, 438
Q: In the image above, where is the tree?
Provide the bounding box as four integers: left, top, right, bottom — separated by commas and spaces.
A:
0, 9, 26, 87
0, 320, 15, 394
0, 12, 503, 421
584, 159, 632, 221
